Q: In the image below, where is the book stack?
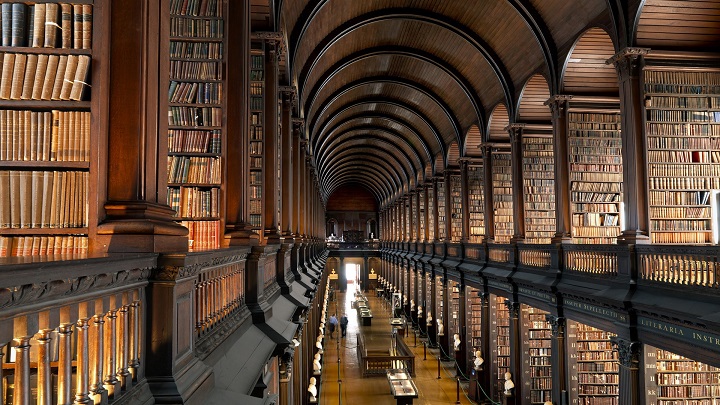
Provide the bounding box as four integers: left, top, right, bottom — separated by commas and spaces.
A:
0, 3, 92, 49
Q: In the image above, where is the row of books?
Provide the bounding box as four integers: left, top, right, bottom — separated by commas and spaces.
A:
571, 191, 620, 203
168, 186, 219, 218
168, 81, 223, 104
170, 40, 223, 60
648, 136, 719, 150
168, 129, 221, 154
168, 106, 222, 127
0, 170, 87, 229
647, 123, 720, 136
170, 0, 223, 18
182, 220, 220, 251
0, 3, 92, 49
0, 110, 90, 162
651, 219, 710, 231
649, 163, 720, 177
571, 182, 622, 193
0, 235, 87, 257
170, 17, 223, 39
649, 177, 717, 191
647, 95, 712, 109
167, 156, 221, 184
169, 60, 222, 81
650, 206, 710, 219
0, 53, 90, 101
651, 232, 712, 244
569, 172, 623, 182
648, 190, 711, 206
572, 213, 619, 227
648, 110, 718, 123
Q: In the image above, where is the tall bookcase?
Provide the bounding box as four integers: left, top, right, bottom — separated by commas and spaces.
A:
449, 173, 462, 242
418, 189, 425, 241
405, 197, 411, 240
435, 275, 444, 335
466, 287, 482, 357
167, 0, 225, 251
522, 135, 556, 244
644, 345, 720, 404
644, 69, 720, 244
0, 0, 97, 257
427, 184, 435, 241
490, 294, 510, 401
567, 321, 619, 405
448, 282, 460, 343
520, 304, 552, 404
492, 151, 513, 244
425, 272, 433, 315
436, 178, 446, 241
568, 112, 623, 244
467, 163, 485, 243
249, 44, 264, 231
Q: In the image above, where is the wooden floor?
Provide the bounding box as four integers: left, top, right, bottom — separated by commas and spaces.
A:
318, 283, 477, 405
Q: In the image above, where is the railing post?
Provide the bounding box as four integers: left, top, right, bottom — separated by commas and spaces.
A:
130, 300, 141, 380
117, 304, 132, 390
58, 323, 75, 405
104, 309, 120, 397
90, 312, 108, 404
13, 336, 32, 405
75, 318, 92, 405
36, 329, 53, 405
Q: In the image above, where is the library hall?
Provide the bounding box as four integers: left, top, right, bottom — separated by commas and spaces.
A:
2, 0, 720, 404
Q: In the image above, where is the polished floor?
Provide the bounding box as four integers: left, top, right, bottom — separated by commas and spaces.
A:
318, 282, 476, 405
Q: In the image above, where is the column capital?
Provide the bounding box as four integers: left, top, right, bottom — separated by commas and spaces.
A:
606, 47, 650, 81
611, 336, 641, 368
279, 86, 297, 107
545, 315, 565, 336
545, 95, 573, 119
504, 300, 520, 318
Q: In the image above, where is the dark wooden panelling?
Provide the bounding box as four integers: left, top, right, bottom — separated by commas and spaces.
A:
563, 28, 619, 95
518, 75, 551, 123
489, 104, 510, 141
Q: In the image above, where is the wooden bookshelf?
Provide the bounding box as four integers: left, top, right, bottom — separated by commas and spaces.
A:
520, 304, 552, 404
428, 184, 435, 241
467, 163, 485, 243
0, 1, 96, 257
448, 282, 460, 343
449, 173, 462, 242
645, 345, 720, 404
419, 188, 426, 241
436, 178, 446, 241
644, 70, 720, 244
568, 112, 623, 244
492, 151, 513, 244
567, 321, 619, 405
166, 0, 225, 251
249, 45, 263, 231
522, 135, 556, 244
425, 272, 433, 316
465, 287, 482, 358
490, 294, 510, 401
435, 275, 444, 336
405, 197, 411, 240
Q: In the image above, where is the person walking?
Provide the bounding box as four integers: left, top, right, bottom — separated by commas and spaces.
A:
329, 314, 338, 338
340, 314, 349, 338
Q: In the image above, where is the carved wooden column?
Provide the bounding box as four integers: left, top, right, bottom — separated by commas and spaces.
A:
505, 300, 521, 404
224, 0, 257, 244
546, 96, 573, 243
415, 189, 422, 244
608, 48, 651, 244
611, 337, 642, 405
280, 87, 296, 239
482, 145, 495, 243
99, 0, 187, 252
546, 316, 567, 405
292, 119, 304, 236
456, 280, 467, 375
259, 33, 282, 243
431, 177, 441, 242
423, 183, 430, 242
408, 193, 415, 243
443, 171, 453, 242
479, 293, 492, 396
508, 125, 526, 242
460, 159, 470, 243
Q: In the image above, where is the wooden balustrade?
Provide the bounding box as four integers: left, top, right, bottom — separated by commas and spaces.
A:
195, 262, 245, 337
637, 246, 720, 288
564, 247, 619, 276
518, 246, 553, 269
488, 246, 511, 263
0, 256, 152, 405
356, 334, 415, 378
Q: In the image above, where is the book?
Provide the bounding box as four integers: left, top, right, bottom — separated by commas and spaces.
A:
10, 52, 27, 100
0, 171, 9, 228
60, 4, 72, 48
41, 55, 60, 100
51, 55, 69, 100
44, 3, 59, 48
1, 3, 11, 46
11, 3, 27, 47
0, 53, 15, 100
59, 54, 78, 100
72, 4, 82, 49
0, 237, 8, 257
32, 3, 46, 48
18, 170, 31, 228
20, 54, 38, 100
41, 170, 53, 228
69, 55, 90, 101
31, 54, 49, 100
82, 5, 92, 49
31, 170, 42, 228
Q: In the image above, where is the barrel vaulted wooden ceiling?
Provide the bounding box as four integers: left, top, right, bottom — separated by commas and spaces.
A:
251, 0, 720, 207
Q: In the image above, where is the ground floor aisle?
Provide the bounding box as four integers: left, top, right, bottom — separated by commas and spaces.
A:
318, 283, 476, 405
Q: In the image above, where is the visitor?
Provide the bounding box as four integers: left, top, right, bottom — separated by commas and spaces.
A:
340, 314, 349, 338
329, 314, 338, 338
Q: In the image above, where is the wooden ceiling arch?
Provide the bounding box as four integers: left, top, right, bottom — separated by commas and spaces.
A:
325, 171, 390, 202
323, 163, 397, 201
317, 128, 425, 174
307, 75, 463, 148
320, 149, 410, 192
301, 46, 485, 131
310, 98, 446, 158
316, 135, 420, 182
316, 113, 434, 164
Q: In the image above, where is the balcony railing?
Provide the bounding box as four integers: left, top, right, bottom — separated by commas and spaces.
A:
637, 245, 720, 288
326, 241, 381, 250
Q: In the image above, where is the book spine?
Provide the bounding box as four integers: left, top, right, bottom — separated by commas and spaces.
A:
11, 3, 27, 47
